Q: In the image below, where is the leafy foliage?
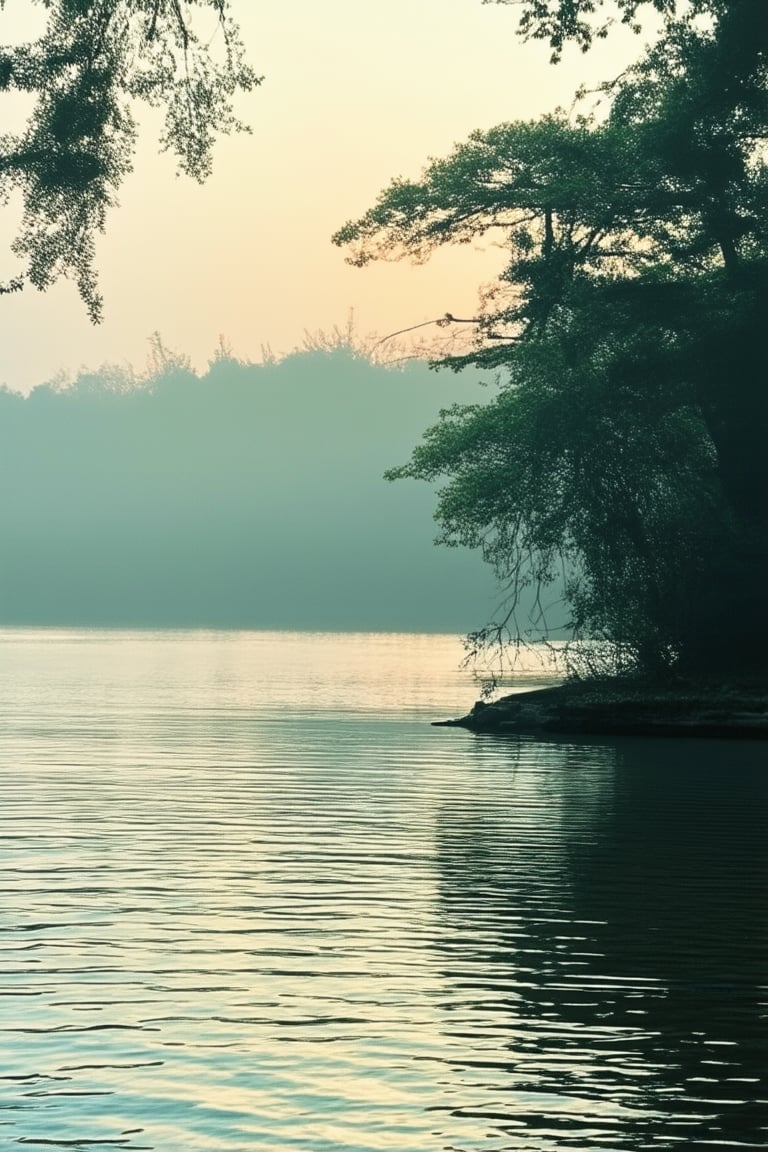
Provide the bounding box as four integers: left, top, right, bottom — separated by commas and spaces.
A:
0, 1, 259, 318
335, 0, 768, 676
485, 0, 757, 61
486, 0, 676, 58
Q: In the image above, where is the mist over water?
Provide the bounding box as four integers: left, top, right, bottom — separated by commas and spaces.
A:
0, 629, 765, 1151
0, 350, 512, 633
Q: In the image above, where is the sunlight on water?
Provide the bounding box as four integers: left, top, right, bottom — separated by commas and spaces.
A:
0, 630, 765, 1150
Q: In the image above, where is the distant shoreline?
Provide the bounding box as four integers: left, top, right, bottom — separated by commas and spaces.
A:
435, 678, 768, 739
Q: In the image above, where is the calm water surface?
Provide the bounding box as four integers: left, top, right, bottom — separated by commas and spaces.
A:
0, 629, 765, 1150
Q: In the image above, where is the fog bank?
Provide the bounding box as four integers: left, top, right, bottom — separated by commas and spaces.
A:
0, 350, 503, 632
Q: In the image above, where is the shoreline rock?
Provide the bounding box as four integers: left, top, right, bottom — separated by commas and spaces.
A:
434, 678, 768, 739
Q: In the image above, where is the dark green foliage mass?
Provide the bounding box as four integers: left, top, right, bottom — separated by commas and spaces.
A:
334, 0, 768, 676
0, 1, 258, 318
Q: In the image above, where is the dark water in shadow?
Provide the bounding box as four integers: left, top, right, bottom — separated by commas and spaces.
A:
433, 738, 767, 1150
0, 630, 765, 1150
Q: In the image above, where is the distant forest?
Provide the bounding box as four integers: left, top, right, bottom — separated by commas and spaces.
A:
0, 349, 512, 632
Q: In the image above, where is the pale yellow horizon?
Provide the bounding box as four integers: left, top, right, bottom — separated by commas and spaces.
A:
0, 0, 648, 393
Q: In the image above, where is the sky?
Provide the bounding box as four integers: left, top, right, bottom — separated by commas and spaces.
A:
0, 0, 649, 393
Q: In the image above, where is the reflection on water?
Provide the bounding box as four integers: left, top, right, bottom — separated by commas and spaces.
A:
0, 630, 765, 1150
434, 739, 768, 1149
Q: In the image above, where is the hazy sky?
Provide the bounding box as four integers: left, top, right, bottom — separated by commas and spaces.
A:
1, 1, 647, 393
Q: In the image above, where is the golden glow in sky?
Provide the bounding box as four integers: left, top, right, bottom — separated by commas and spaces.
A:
0, 0, 647, 392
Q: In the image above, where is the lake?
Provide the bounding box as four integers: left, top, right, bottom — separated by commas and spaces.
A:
0, 628, 765, 1150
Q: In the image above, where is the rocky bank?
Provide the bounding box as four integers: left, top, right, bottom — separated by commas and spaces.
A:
435, 677, 768, 739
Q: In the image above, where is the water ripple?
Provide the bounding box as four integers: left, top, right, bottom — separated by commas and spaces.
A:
0, 630, 765, 1150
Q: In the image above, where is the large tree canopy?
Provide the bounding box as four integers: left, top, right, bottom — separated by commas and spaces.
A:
334, 0, 767, 676
0, 1, 259, 319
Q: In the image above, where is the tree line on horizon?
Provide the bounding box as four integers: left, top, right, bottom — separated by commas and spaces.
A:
0, 349, 509, 633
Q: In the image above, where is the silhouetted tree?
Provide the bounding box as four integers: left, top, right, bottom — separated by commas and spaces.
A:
334, 0, 768, 677
0, 1, 259, 319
